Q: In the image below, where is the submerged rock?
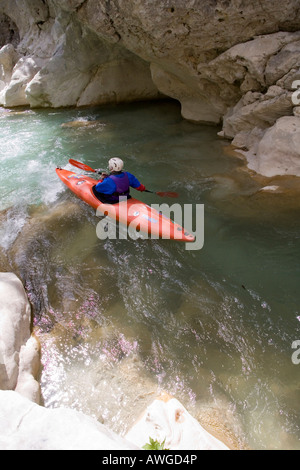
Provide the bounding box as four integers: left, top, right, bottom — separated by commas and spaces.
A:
61, 119, 105, 128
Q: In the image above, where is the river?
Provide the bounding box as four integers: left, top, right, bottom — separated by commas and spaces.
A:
0, 100, 299, 450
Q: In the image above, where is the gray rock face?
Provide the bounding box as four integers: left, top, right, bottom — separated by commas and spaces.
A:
1, 0, 300, 175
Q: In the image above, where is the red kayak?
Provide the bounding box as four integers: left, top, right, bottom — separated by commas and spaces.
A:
56, 168, 195, 242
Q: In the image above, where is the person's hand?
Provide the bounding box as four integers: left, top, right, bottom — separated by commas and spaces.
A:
137, 184, 146, 192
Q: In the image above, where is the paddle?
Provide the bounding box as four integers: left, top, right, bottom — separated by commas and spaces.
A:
144, 189, 178, 198
69, 159, 104, 173
68, 159, 179, 198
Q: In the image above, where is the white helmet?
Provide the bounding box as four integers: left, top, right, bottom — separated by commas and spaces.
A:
108, 157, 124, 172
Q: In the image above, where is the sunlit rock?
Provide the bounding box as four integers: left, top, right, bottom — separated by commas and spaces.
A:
1, 56, 44, 107
0, 44, 19, 103
0, 390, 139, 450
0, 388, 229, 450
61, 119, 105, 128
0, 44, 19, 87
125, 392, 229, 450
0, 273, 40, 403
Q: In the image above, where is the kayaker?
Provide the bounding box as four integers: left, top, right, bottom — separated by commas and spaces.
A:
94, 157, 146, 204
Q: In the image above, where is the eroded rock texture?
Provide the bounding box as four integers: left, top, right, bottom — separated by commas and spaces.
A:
1, 0, 300, 176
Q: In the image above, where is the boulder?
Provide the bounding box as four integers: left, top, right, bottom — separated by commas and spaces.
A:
247, 116, 300, 177
0, 390, 139, 450
0, 273, 40, 404
0, 44, 19, 88
1, 56, 44, 107
125, 393, 229, 450
222, 87, 293, 139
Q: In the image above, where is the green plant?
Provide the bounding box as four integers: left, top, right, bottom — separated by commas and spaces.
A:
142, 437, 169, 450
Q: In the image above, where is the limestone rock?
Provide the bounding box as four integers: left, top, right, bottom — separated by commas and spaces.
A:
1, 56, 44, 107
25, 17, 160, 108
206, 32, 300, 89
247, 116, 300, 177
15, 336, 41, 404
150, 63, 224, 124
222, 87, 293, 139
0, 389, 230, 450
265, 39, 300, 86
125, 393, 229, 450
0, 273, 40, 404
0, 390, 139, 450
77, 54, 161, 107
0, 44, 19, 89
1, 0, 300, 117
0, 0, 50, 42
1, 0, 300, 175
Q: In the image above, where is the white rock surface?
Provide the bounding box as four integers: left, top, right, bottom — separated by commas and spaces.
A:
0, 273, 40, 403
125, 393, 229, 450
0, 390, 139, 450
2, 56, 45, 107
0, 44, 19, 93
0, 389, 229, 450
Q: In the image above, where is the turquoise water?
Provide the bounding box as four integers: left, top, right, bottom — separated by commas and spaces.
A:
0, 101, 300, 449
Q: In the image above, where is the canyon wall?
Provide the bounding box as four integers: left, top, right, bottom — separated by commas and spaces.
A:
1, 0, 300, 176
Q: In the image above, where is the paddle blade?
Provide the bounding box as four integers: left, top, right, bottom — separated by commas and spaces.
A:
69, 159, 96, 172
155, 191, 179, 198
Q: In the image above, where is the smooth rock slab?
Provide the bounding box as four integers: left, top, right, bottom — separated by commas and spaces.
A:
0, 390, 139, 450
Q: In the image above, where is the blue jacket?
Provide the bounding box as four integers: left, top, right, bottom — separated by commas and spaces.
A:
95, 171, 142, 195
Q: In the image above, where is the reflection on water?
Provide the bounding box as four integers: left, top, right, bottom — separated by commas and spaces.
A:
0, 101, 300, 450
